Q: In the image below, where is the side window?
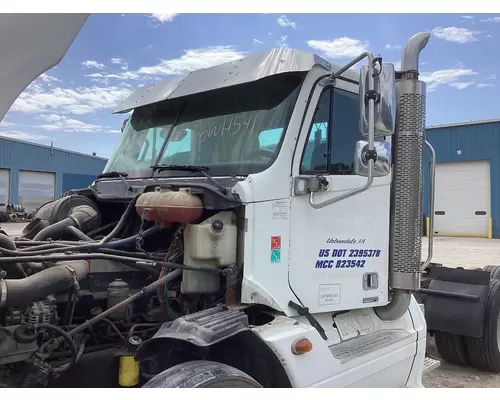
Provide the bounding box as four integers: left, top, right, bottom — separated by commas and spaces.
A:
329, 88, 360, 175
299, 87, 360, 175
300, 88, 331, 173
258, 128, 282, 153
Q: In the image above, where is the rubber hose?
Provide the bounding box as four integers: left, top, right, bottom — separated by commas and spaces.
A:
0, 233, 26, 277
98, 195, 139, 245
66, 226, 93, 241
54, 335, 88, 374
33, 217, 77, 241
37, 323, 78, 373
0, 260, 89, 307
33, 205, 101, 241
101, 226, 160, 249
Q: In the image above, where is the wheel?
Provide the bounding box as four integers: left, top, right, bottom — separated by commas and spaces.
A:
465, 279, 500, 372
484, 265, 500, 280
0, 211, 8, 223
434, 331, 469, 366
142, 360, 262, 388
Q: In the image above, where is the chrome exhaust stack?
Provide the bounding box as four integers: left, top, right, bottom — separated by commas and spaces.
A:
375, 32, 430, 321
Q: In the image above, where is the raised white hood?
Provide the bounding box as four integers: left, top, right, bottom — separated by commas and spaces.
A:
0, 13, 89, 122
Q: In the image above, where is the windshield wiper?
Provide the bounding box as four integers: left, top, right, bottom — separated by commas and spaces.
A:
152, 164, 228, 195
97, 171, 128, 179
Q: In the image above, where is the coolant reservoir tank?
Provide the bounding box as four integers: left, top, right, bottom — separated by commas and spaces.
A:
135, 188, 203, 224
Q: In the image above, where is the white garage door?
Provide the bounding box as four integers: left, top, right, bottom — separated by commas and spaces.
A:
433, 160, 491, 238
0, 169, 9, 212
18, 170, 56, 213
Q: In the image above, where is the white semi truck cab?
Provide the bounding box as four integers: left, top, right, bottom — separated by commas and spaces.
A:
1, 14, 500, 389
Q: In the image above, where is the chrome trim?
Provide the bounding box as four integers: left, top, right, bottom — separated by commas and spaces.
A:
0, 279, 7, 307
421, 139, 436, 271
309, 51, 376, 210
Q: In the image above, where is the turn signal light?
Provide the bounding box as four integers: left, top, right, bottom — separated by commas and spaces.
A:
291, 338, 313, 355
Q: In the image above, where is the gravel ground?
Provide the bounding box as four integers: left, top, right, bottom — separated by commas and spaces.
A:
2, 221, 500, 387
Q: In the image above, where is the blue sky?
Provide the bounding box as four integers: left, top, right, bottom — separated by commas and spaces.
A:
1, 13, 499, 159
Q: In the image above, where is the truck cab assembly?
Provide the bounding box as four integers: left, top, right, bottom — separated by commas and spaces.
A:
1, 14, 500, 388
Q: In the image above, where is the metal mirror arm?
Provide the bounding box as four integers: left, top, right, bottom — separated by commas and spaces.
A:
309, 52, 376, 210
421, 139, 436, 270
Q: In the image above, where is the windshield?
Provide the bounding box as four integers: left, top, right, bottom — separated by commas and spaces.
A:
102, 72, 305, 179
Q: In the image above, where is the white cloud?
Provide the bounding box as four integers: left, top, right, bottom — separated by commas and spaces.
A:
85, 71, 143, 84
149, 13, 179, 24
0, 121, 16, 127
307, 37, 369, 59
449, 81, 475, 90
110, 58, 129, 70
481, 16, 500, 22
137, 46, 246, 76
253, 38, 264, 45
486, 73, 496, 80
268, 32, 272, 36
462, 15, 474, 19
420, 68, 478, 91
476, 83, 495, 88
81, 60, 106, 69
385, 44, 401, 50
36, 114, 103, 132
431, 27, 480, 43
277, 35, 288, 48
39, 73, 61, 83
0, 131, 47, 141
85, 46, 248, 84
10, 85, 132, 115
277, 15, 297, 29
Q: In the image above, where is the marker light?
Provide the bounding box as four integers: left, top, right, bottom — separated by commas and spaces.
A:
291, 338, 313, 355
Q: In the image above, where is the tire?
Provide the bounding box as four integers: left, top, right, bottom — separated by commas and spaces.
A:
0, 211, 8, 223
142, 360, 263, 388
465, 279, 500, 372
484, 265, 500, 280
434, 331, 469, 366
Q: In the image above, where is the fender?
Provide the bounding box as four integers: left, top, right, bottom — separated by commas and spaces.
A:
421, 266, 490, 338
134, 305, 292, 388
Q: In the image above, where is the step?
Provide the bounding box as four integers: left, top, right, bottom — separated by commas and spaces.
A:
329, 330, 411, 364
423, 357, 441, 375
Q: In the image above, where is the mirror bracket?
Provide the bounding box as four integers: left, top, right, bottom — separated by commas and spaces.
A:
365, 90, 380, 104
363, 149, 378, 162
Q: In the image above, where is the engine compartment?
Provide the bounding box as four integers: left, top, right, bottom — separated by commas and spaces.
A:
0, 184, 245, 387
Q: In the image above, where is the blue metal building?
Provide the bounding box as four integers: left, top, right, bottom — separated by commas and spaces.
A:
0, 136, 107, 212
423, 119, 500, 239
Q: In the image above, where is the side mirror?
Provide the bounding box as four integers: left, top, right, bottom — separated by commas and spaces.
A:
358, 62, 396, 136
166, 128, 188, 142
354, 139, 391, 177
